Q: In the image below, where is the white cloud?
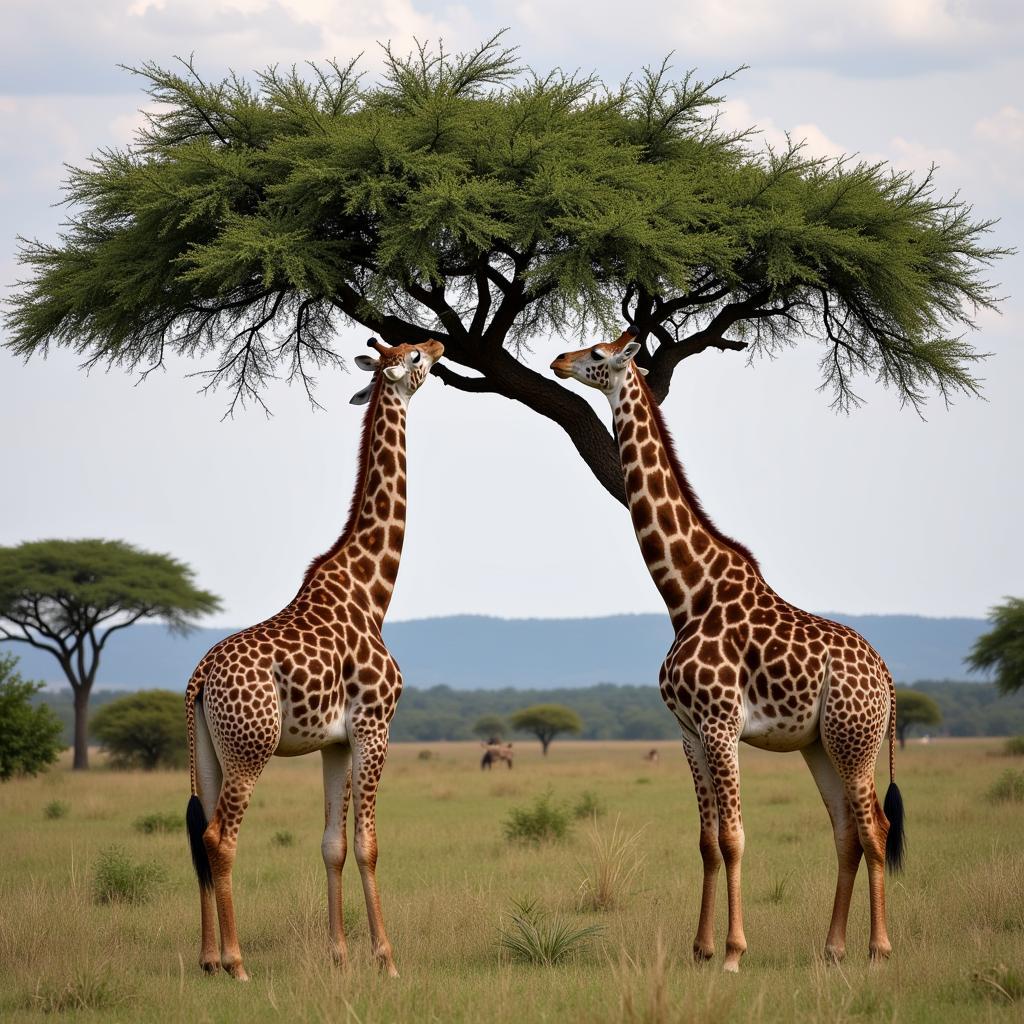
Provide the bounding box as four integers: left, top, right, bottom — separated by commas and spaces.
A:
975, 105, 1024, 149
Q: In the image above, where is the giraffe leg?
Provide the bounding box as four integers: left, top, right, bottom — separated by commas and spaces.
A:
194, 703, 223, 974
321, 743, 353, 966
350, 719, 398, 977
681, 735, 721, 962
849, 779, 892, 962
802, 739, 862, 962
701, 728, 746, 972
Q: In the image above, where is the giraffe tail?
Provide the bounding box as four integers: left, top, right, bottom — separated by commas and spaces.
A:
185, 667, 213, 891
883, 679, 905, 874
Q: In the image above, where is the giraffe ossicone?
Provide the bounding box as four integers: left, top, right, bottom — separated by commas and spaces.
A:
183, 337, 444, 981
551, 332, 905, 972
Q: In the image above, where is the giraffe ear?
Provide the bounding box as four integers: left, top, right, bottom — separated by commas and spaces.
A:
616, 340, 642, 365
354, 355, 378, 372
383, 365, 408, 383
349, 382, 374, 405
637, 366, 649, 376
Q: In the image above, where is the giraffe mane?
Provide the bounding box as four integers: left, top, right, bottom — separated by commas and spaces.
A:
635, 371, 763, 576
297, 371, 384, 594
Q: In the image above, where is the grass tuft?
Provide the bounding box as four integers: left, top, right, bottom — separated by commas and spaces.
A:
29, 966, 133, 1014
498, 898, 602, 966
764, 873, 792, 905
43, 799, 69, 820
576, 815, 645, 912
418, 749, 435, 761
1003, 735, 1024, 757
987, 769, 1024, 803
572, 789, 607, 819
503, 791, 571, 844
971, 963, 1024, 1003
271, 829, 295, 847
132, 810, 181, 834
92, 845, 166, 905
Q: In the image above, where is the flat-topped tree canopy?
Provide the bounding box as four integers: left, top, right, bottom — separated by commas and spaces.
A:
4, 34, 1008, 503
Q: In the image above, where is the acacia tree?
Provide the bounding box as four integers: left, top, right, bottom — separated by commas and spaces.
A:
966, 597, 1024, 694
510, 703, 582, 755
4, 37, 1006, 504
894, 688, 942, 748
0, 539, 220, 770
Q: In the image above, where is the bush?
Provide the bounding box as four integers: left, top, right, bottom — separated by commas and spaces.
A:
271, 830, 295, 847
0, 653, 64, 781
572, 790, 606, 820
92, 845, 166, 904
90, 690, 186, 770
988, 770, 1024, 804
43, 800, 69, 820
133, 811, 181, 834
504, 792, 571, 844
499, 898, 602, 966
1004, 736, 1024, 757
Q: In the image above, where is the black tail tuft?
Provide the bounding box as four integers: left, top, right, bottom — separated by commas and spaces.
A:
186, 794, 213, 891
883, 782, 905, 874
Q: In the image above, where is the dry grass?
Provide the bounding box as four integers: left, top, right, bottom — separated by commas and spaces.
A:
0, 739, 1022, 1023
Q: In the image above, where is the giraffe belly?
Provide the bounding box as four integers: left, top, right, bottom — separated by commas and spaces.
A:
275, 696, 349, 756
740, 689, 823, 752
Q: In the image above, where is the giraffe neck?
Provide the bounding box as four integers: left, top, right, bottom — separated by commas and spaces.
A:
300, 379, 408, 627
610, 366, 760, 630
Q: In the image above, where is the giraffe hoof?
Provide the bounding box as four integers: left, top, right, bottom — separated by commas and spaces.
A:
223, 959, 249, 982
868, 943, 892, 963
693, 945, 714, 963
199, 959, 220, 975
722, 959, 741, 974
824, 945, 846, 964
330, 947, 350, 969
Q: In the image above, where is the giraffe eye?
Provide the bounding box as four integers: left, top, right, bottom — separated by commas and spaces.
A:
591, 350, 603, 361
411, 351, 421, 364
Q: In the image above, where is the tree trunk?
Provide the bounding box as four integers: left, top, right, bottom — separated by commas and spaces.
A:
897, 725, 907, 750
541, 735, 551, 756
72, 687, 90, 770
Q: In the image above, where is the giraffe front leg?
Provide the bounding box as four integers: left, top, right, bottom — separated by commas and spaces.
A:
682, 736, 721, 963
321, 743, 353, 967
702, 729, 747, 973
351, 718, 398, 977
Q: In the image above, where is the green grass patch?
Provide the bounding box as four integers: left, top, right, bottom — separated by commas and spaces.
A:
132, 810, 181, 834
498, 898, 603, 966
42, 799, 68, 820
988, 769, 1024, 803
92, 845, 167, 905
503, 791, 571, 844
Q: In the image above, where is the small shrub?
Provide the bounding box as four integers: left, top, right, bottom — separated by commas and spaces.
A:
29, 967, 132, 1013
133, 811, 180, 834
504, 792, 571, 844
577, 816, 645, 912
572, 790, 606, 820
499, 898, 602, 966
635, 777, 651, 785
271, 830, 295, 847
1004, 736, 1024, 757
971, 963, 1024, 1003
417, 749, 434, 761
988, 770, 1024, 804
92, 845, 166, 905
90, 690, 186, 770
0, 654, 64, 780
43, 799, 69, 820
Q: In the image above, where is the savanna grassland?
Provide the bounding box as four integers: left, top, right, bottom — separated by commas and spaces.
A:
1, 739, 1022, 1023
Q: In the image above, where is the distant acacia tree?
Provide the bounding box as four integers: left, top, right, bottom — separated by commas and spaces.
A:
3, 35, 1006, 505
0, 540, 220, 770
473, 714, 507, 740
0, 653, 64, 781
894, 688, 942, 748
91, 690, 186, 770
966, 598, 1024, 695
510, 704, 582, 756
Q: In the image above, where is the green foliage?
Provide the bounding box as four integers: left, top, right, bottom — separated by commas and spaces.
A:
894, 688, 942, 744
92, 845, 166, 904
572, 790, 607, 820
133, 811, 181, 834
510, 704, 583, 754
0, 653, 63, 781
271, 830, 295, 847
498, 898, 602, 966
472, 714, 506, 740
967, 598, 1024, 695
1004, 736, 1024, 757
4, 36, 1005, 431
910, 680, 1024, 737
765, 874, 793, 905
503, 792, 571, 844
43, 800, 69, 820
90, 690, 186, 770
987, 770, 1024, 804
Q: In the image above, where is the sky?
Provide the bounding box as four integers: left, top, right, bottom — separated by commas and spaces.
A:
0, 0, 1021, 629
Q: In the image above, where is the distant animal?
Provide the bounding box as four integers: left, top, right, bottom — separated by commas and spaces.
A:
480, 741, 514, 770
183, 337, 444, 981
552, 332, 905, 972
644, 748, 660, 764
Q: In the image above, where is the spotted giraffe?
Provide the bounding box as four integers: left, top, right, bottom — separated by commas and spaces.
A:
184, 337, 444, 981
551, 331, 905, 972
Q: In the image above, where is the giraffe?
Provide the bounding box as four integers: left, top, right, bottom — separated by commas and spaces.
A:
183, 337, 444, 981
551, 331, 905, 972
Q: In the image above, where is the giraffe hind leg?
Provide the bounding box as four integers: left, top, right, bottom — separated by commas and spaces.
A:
321, 743, 353, 966
193, 701, 223, 974
681, 734, 721, 963
802, 739, 862, 962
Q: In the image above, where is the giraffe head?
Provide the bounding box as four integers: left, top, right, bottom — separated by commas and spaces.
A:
550, 330, 644, 395
350, 338, 445, 405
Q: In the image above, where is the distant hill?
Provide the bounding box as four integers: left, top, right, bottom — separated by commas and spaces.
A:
2, 612, 988, 690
